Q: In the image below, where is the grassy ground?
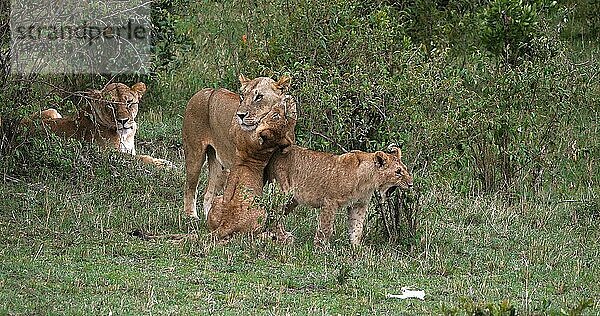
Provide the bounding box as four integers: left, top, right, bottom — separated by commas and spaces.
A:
0, 133, 598, 314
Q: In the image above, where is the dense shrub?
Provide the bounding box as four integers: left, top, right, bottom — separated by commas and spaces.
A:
234, 0, 597, 197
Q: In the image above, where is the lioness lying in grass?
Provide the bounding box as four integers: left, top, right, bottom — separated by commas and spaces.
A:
267, 145, 413, 247
28, 82, 172, 167
207, 98, 296, 239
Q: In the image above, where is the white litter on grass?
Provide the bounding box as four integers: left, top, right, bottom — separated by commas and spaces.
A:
386, 287, 425, 300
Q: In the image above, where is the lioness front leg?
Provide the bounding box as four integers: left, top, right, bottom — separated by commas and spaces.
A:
137, 154, 175, 168
347, 201, 368, 247
314, 202, 338, 247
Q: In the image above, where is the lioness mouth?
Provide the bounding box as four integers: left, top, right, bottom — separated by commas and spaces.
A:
239, 123, 257, 131
237, 117, 258, 131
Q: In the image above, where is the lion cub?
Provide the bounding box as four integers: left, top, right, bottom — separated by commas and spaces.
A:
267, 145, 413, 247
207, 99, 296, 239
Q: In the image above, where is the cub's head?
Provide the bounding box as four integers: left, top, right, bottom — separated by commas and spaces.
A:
255, 96, 296, 149
88, 82, 146, 132
373, 145, 413, 195
235, 75, 291, 131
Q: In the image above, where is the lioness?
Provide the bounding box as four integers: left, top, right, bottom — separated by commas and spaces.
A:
34, 82, 172, 167
208, 101, 296, 238
182, 75, 293, 219
267, 145, 413, 247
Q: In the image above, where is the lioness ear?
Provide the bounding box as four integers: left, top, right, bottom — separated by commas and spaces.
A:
132, 82, 147, 97
239, 74, 251, 92
374, 151, 387, 168
87, 89, 103, 102
274, 76, 291, 92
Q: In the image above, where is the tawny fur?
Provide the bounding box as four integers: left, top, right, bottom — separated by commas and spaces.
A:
267, 145, 413, 247
28, 82, 172, 167
207, 103, 296, 238
182, 75, 294, 219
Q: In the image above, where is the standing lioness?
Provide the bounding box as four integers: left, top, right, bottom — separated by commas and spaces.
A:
183, 75, 293, 219
267, 145, 413, 247
208, 101, 296, 238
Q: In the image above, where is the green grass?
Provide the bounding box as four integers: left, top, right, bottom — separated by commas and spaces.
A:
1, 146, 598, 314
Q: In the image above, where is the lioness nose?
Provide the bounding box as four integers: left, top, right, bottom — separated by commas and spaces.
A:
117, 118, 129, 126
236, 112, 248, 121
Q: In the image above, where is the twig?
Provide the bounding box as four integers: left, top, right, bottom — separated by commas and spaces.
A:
310, 131, 348, 153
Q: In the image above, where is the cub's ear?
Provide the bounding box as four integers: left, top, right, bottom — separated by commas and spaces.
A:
387, 144, 402, 159
258, 129, 274, 146
282, 132, 294, 147
282, 95, 297, 120
239, 74, 251, 92
131, 82, 147, 97
374, 151, 387, 168
274, 75, 291, 92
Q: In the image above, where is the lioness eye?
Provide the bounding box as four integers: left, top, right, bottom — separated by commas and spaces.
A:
240, 95, 244, 102
254, 94, 263, 102
271, 113, 280, 120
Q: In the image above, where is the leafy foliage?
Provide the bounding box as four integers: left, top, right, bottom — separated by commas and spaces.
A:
480, 0, 543, 64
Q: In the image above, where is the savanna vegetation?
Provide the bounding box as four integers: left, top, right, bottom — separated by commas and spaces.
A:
0, 0, 598, 314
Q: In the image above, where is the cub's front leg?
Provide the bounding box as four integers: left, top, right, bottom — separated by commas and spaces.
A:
347, 201, 369, 247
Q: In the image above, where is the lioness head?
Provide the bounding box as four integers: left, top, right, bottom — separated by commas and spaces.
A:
236, 75, 291, 131
373, 145, 413, 195
88, 82, 146, 133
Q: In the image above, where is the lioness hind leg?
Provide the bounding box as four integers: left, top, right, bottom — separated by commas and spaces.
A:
183, 142, 207, 219
347, 202, 368, 247
203, 146, 227, 219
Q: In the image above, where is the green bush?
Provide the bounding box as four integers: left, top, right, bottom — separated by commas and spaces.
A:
480, 0, 542, 64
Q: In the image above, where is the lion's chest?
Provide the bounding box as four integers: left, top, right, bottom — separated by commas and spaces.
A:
115, 126, 137, 155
